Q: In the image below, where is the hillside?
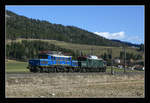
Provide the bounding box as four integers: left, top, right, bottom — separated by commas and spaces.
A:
6, 38, 142, 59
6, 10, 129, 47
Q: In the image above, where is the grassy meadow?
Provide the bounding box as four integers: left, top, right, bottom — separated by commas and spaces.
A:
5, 59, 29, 72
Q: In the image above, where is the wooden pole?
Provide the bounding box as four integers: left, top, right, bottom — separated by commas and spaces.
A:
123, 45, 126, 73
110, 49, 114, 75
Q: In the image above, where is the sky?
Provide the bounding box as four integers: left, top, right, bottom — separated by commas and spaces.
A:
6, 6, 144, 44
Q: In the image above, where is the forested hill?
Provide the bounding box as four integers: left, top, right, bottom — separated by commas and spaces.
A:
6, 10, 129, 47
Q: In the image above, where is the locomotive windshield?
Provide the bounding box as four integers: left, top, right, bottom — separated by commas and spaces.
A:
38, 54, 48, 59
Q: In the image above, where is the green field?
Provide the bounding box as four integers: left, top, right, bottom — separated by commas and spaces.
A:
5, 60, 29, 72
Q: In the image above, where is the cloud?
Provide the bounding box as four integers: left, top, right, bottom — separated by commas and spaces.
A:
94, 31, 125, 39
94, 31, 144, 44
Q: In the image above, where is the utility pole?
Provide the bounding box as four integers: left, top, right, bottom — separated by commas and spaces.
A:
91, 48, 94, 55
25, 19, 27, 39
30, 18, 32, 38
110, 49, 114, 75
38, 19, 40, 39
123, 44, 126, 73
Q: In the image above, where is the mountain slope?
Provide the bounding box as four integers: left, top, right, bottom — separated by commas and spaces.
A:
6, 10, 128, 47
111, 39, 140, 48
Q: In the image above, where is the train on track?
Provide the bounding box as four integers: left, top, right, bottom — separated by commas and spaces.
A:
27, 51, 107, 73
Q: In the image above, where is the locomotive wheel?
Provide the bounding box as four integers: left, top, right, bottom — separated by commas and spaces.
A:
69, 68, 74, 72
76, 68, 80, 72
72, 67, 75, 73
101, 68, 104, 72
80, 68, 83, 73
64, 67, 68, 72
40, 68, 44, 73
51, 68, 55, 73
32, 67, 40, 73
86, 68, 89, 72
102, 67, 106, 72
60, 66, 65, 73
99, 68, 101, 72
74, 67, 79, 72
100, 68, 102, 72
65, 67, 69, 73
60, 67, 64, 73
94, 68, 97, 72
30, 68, 35, 72
60, 68, 64, 73
47, 68, 52, 73
46, 67, 49, 73
56, 67, 60, 72
92, 68, 95, 72
84, 68, 87, 72
30, 67, 35, 73
90, 68, 93, 72
56, 66, 64, 72
98, 68, 100, 72
89, 68, 92, 72
104, 67, 106, 72
100, 68, 103, 72
96, 68, 100, 72
81, 68, 86, 73
56, 67, 58, 73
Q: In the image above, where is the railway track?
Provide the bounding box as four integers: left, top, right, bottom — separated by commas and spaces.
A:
6, 71, 144, 78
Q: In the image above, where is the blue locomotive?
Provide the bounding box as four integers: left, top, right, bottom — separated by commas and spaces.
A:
27, 51, 106, 72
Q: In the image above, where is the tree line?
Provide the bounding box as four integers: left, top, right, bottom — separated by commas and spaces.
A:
6, 40, 81, 61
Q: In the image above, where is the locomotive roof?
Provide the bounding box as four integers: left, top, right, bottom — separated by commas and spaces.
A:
78, 55, 103, 60
87, 57, 103, 60
47, 54, 72, 58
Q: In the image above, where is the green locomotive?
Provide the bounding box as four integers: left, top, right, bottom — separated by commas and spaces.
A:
77, 55, 107, 72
